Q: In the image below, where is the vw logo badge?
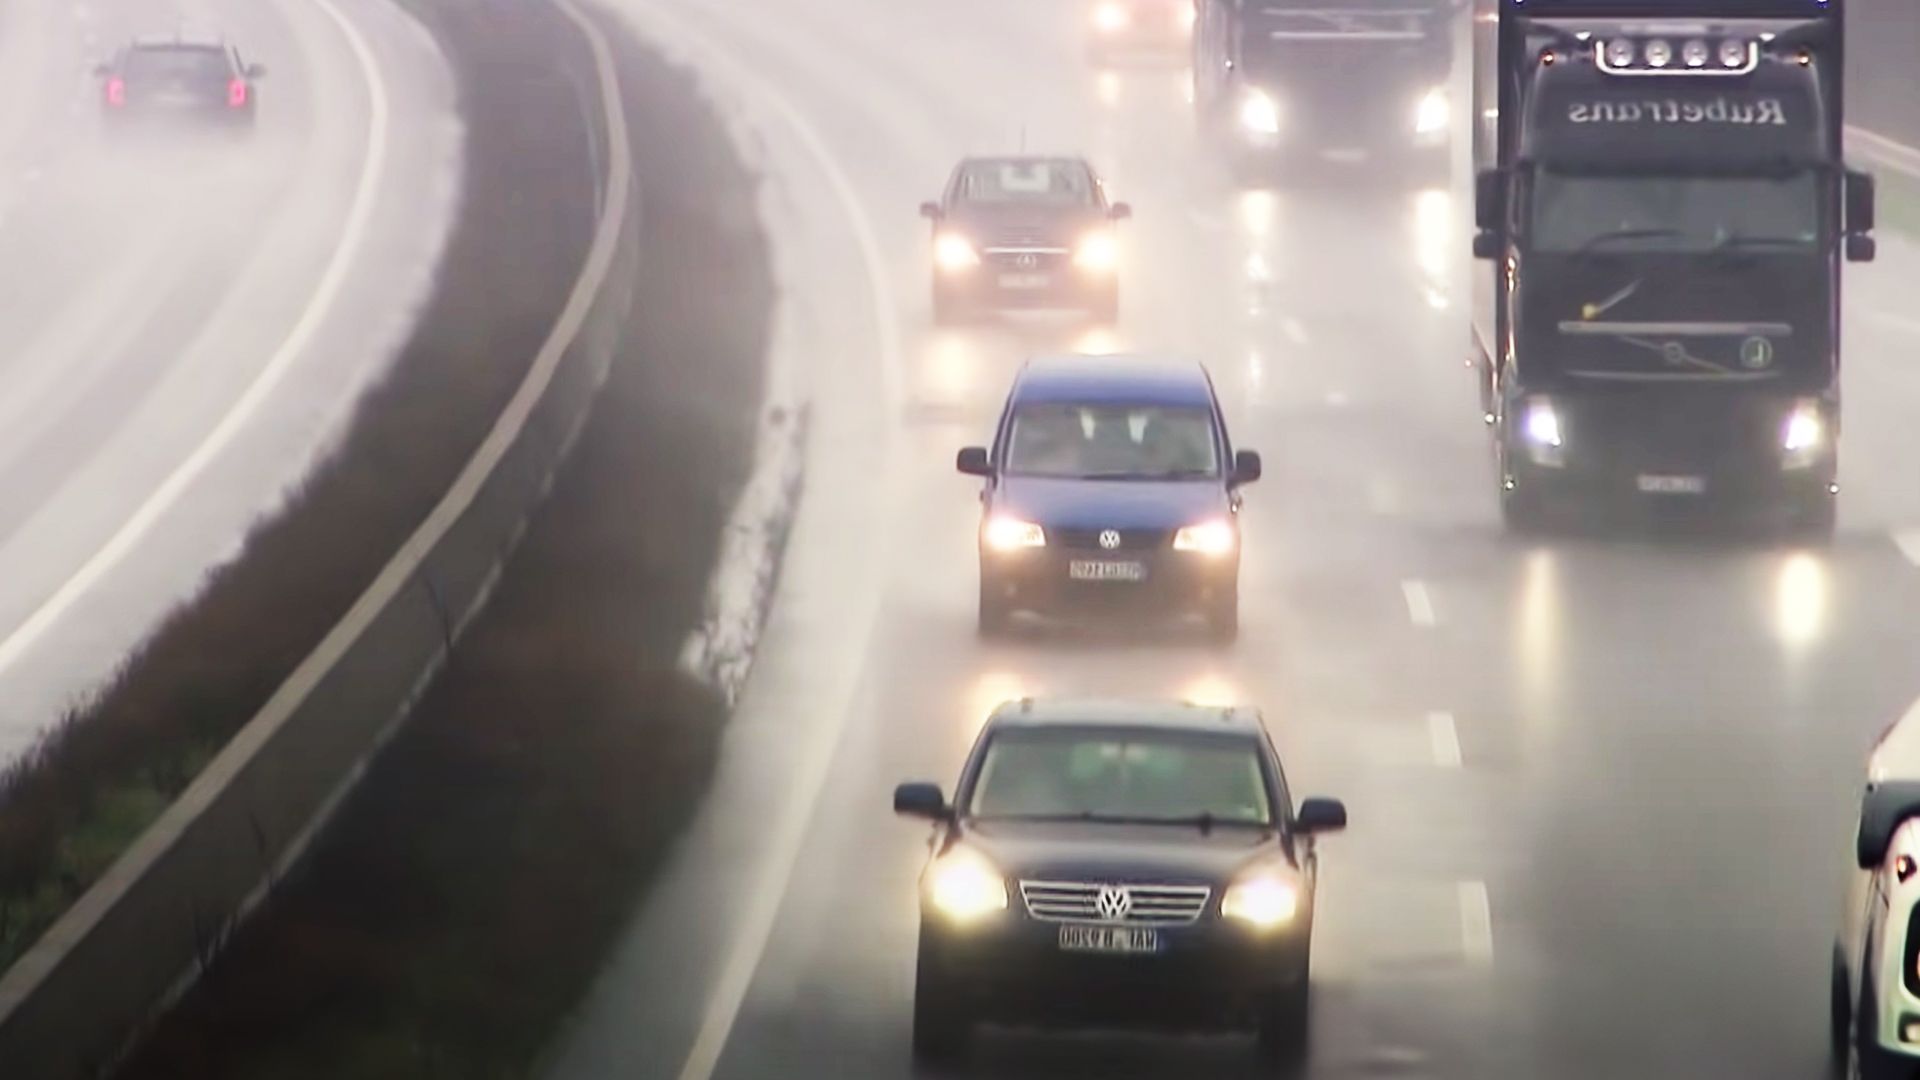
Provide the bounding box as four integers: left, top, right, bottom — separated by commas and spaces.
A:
1016, 253, 1038, 269
1095, 885, 1133, 922
1740, 335, 1775, 370
1098, 529, 1122, 550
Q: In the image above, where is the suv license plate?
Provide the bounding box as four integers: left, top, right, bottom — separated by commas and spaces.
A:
1069, 559, 1145, 582
1637, 474, 1706, 495
1059, 924, 1161, 954
998, 273, 1049, 289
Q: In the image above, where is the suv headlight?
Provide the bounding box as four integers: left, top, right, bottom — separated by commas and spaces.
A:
1239, 89, 1281, 136
1414, 87, 1449, 135
1075, 230, 1119, 272
1220, 862, 1300, 930
1519, 396, 1565, 468
1782, 398, 1826, 469
983, 516, 1046, 552
935, 232, 980, 271
925, 846, 1008, 922
1173, 519, 1236, 556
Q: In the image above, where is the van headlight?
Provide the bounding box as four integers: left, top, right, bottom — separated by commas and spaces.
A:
925, 846, 1008, 922
1414, 87, 1450, 136
1173, 519, 1236, 556
1782, 398, 1826, 469
983, 516, 1046, 552
1221, 863, 1300, 930
1239, 89, 1281, 136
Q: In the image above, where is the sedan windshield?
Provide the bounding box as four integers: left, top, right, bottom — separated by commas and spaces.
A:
958, 160, 1094, 205
968, 729, 1272, 826
1530, 170, 1821, 255
1004, 403, 1219, 479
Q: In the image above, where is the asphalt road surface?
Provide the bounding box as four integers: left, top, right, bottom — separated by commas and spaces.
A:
549, 2, 1920, 1077
0, 0, 458, 761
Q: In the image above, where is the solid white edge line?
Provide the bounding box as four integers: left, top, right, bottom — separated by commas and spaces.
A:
1895, 530, 1920, 568
1428, 710, 1461, 769
1402, 579, 1436, 628
1458, 880, 1493, 965
0, 0, 391, 679
627, 9, 905, 1080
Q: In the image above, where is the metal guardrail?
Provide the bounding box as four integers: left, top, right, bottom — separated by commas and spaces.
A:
0, 2, 637, 1075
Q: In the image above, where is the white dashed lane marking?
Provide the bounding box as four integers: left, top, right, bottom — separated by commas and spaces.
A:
1896, 530, 1920, 568
1401, 579, 1436, 627
1458, 881, 1493, 965
1427, 711, 1461, 768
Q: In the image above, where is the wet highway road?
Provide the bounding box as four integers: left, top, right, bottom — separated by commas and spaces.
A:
549, 2, 1920, 1077
0, 0, 458, 759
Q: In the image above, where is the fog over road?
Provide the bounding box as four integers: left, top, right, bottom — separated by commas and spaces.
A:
0, 0, 459, 761
549, 1, 1920, 1077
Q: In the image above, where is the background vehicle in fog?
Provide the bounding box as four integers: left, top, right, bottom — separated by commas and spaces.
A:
1470, 0, 1875, 536
1193, 0, 1456, 178
97, 35, 264, 134
1086, 0, 1197, 64
920, 156, 1130, 325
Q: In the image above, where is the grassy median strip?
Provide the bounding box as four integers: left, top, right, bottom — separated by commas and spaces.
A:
0, 0, 597, 975
117, 15, 774, 1078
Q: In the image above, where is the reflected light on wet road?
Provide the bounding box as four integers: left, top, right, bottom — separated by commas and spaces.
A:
1514, 548, 1563, 716
1073, 326, 1126, 354
1772, 552, 1828, 649
1097, 70, 1121, 108
1411, 187, 1453, 284
923, 332, 975, 402
1239, 189, 1278, 242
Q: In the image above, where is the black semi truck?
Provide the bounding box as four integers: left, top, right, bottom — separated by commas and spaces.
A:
1471, 0, 1876, 536
1194, 1, 1458, 176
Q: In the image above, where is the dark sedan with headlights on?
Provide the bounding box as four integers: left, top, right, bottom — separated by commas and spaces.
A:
958, 354, 1260, 642
894, 698, 1347, 1064
919, 156, 1130, 325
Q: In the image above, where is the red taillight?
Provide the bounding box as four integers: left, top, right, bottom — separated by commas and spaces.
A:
228, 78, 248, 107
105, 77, 125, 107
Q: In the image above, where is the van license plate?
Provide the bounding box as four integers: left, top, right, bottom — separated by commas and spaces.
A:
1069, 560, 1145, 582
1059, 924, 1161, 954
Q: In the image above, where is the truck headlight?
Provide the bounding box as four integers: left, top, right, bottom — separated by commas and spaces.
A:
1221, 866, 1299, 930
1782, 399, 1826, 469
925, 846, 1008, 922
1173, 519, 1236, 556
1520, 397, 1565, 468
983, 516, 1046, 552
1074, 230, 1119, 272
1239, 89, 1281, 136
1414, 87, 1450, 136
935, 232, 980, 272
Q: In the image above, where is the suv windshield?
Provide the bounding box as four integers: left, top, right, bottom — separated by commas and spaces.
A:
124, 46, 232, 86
1530, 170, 1821, 255
968, 729, 1273, 825
958, 160, 1093, 205
1004, 403, 1219, 480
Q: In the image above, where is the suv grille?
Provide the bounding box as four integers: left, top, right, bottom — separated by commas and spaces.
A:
1019, 880, 1212, 925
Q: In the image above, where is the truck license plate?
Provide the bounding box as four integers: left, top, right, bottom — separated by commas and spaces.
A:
1637, 474, 1706, 495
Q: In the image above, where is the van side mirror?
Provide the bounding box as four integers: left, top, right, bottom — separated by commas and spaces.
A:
956, 446, 992, 476
894, 782, 950, 821
1845, 169, 1876, 235
1295, 797, 1347, 833
1474, 167, 1507, 233
1231, 449, 1263, 486
1109, 202, 1132, 221
919, 201, 944, 221
1847, 234, 1877, 263
1473, 231, 1503, 261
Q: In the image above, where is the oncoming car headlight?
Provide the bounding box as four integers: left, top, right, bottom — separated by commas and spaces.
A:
1173, 519, 1236, 556
935, 232, 980, 271
1414, 87, 1449, 136
925, 846, 1008, 922
1239, 89, 1281, 136
1220, 864, 1299, 930
1075, 230, 1119, 272
983, 517, 1046, 552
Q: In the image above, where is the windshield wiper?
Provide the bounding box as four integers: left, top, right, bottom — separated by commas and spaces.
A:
978, 811, 1268, 832
1572, 227, 1682, 256
1707, 233, 1813, 257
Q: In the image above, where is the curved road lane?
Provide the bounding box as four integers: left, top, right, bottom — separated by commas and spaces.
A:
551, 2, 1920, 1077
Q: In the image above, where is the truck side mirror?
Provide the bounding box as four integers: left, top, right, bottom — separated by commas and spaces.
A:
1474, 168, 1507, 233
1847, 234, 1877, 263
1472, 231, 1503, 261
1845, 169, 1876, 235
919, 201, 944, 221
1109, 202, 1132, 221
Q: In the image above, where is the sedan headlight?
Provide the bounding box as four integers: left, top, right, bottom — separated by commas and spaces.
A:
1782, 398, 1826, 468
935, 232, 980, 271
925, 846, 1008, 922
1414, 87, 1450, 136
983, 516, 1046, 552
1074, 230, 1119, 272
1220, 864, 1300, 930
1239, 89, 1281, 136
1173, 519, 1236, 556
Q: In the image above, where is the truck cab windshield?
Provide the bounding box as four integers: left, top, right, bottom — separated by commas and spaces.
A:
1530, 170, 1821, 256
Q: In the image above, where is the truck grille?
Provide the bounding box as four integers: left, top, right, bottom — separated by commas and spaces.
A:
1019, 880, 1212, 925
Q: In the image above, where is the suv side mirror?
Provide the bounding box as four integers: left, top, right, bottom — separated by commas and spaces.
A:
1231, 449, 1263, 486
956, 446, 992, 476
1845, 169, 1876, 235
1474, 167, 1507, 233
1847, 234, 1877, 263
1473, 231, 1503, 261
919, 201, 944, 221
1295, 796, 1347, 833
1109, 202, 1133, 221
894, 782, 949, 820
